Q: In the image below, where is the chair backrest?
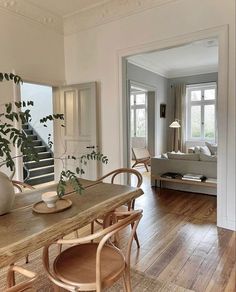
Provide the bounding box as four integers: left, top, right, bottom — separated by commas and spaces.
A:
12, 180, 34, 193
96, 168, 143, 188
5, 265, 37, 292
132, 147, 150, 160
95, 210, 143, 287
43, 210, 143, 291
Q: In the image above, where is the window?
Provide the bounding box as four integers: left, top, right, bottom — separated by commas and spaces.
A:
186, 82, 217, 141
130, 90, 147, 138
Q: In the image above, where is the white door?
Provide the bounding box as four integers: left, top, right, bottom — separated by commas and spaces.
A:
53, 82, 98, 180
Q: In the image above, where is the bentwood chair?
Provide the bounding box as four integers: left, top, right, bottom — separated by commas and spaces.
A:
5, 265, 37, 292
12, 180, 34, 193
91, 168, 143, 248
43, 210, 143, 292
12, 180, 34, 264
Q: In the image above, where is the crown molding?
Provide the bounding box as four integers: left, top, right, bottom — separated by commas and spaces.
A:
128, 59, 218, 79
0, 0, 63, 34
128, 59, 168, 78
64, 0, 180, 35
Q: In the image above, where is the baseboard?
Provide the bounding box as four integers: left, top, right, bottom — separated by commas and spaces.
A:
217, 217, 236, 231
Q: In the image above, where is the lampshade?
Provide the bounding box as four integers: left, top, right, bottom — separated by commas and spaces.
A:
169, 120, 181, 128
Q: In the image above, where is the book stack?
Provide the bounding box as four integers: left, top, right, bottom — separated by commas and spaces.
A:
182, 173, 206, 182
161, 172, 182, 179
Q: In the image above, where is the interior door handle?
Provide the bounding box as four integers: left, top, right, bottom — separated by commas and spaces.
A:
86, 146, 95, 149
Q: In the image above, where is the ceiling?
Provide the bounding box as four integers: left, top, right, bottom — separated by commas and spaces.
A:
127, 39, 219, 78
26, 0, 110, 17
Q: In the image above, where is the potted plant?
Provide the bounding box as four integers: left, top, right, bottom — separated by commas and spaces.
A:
0, 72, 108, 215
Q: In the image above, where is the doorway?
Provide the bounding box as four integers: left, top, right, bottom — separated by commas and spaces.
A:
119, 26, 229, 229
129, 82, 155, 170
20, 83, 54, 186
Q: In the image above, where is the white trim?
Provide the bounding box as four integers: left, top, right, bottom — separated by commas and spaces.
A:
118, 25, 232, 230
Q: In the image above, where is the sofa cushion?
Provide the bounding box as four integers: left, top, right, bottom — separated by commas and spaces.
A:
194, 146, 201, 154
167, 152, 200, 161
205, 142, 217, 155
200, 153, 217, 162
200, 146, 211, 156
161, 153, 168, 159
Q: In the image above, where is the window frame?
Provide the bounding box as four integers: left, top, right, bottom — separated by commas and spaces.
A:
186, 82, 217, 142
130, 90, 147, 138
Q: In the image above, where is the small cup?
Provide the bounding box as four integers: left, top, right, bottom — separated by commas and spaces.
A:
42, 191, 58, 208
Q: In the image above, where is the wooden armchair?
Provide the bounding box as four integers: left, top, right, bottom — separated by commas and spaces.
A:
132, 147, 151, 172
43, 210, 143, 292
5, 265, 37, 292
91, 168, 143, 248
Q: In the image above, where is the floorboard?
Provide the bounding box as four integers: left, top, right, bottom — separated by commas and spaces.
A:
127, 167, 235, 292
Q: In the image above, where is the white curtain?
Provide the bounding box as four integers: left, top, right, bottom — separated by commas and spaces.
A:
171, 84, 186, 152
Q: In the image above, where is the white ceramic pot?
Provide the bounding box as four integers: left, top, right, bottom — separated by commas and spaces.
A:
42, 191, 58, 208
0, 171, 15, 215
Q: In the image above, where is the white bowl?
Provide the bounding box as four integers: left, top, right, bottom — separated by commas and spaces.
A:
42, 191, 58, 208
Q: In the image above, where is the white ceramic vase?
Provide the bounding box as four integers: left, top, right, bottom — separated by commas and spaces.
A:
0, 171, 15, 215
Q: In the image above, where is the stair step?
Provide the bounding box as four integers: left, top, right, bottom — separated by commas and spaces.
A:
34, 146, 47, 153
26, 173, 54, 186
32, 140, 42, 146
27, 134, 38, 141
23, 152, 52, 162
29, 165, 54, 178
24, 158, 54, 169
24, 129, 33, 135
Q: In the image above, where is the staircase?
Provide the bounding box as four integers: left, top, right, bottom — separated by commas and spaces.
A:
22, 124, 55, 186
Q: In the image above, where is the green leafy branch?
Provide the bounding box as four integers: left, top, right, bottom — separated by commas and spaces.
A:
56, 151, 108, 197
0, 73, 22, 84
1, 72, 109, 199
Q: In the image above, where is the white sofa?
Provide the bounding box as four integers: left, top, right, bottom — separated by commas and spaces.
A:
151, 154, 217, 195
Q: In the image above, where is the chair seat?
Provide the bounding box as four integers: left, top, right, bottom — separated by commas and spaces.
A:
53, 243, 125, 289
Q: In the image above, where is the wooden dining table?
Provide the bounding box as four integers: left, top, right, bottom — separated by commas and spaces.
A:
0, 179, 143, 269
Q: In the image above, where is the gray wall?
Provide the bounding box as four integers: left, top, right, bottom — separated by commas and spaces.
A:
127, 65, 218, 154
127, 62, 168, 156
167, 72, 218, 150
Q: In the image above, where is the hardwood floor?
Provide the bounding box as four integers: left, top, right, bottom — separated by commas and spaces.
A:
121, 168, 235, 292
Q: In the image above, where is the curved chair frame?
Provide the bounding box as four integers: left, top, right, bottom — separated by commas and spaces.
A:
43, 210, 142, 292
92, 168, 143, 248
12, 180, 34, 193
5, 265, 37, 292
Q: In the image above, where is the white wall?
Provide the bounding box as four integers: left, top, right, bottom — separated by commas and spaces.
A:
64, 0, 235, 230
0, 11, 65, 85
21, 83, 53, 148
0, 10, 65, 180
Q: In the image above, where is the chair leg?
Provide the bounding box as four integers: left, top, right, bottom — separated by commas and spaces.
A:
6, 265, 15, 288
144, 163, 149, 172
25, 254, 29, 264
124, 268, 132, 292
131, 222, 140, 248
91, 221, 94, 234
122, 273, 128, 292
74, 230, 79, 238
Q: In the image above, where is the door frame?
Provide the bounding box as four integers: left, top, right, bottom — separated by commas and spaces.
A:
13, 78, 55, 182
128, 80, 156, 168
117, 25, 229, 230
